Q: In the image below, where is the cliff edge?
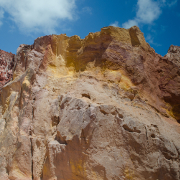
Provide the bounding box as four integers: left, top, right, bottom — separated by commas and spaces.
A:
0, 26, 180, 180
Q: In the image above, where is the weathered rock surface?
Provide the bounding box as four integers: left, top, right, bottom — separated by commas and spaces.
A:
0, 50, 15, 89
0, 26, 180, 180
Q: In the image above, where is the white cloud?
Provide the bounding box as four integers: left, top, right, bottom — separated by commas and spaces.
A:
146, 34, 161, 46
0, 8, 4, 26
136, 0, 161, 24
166, 0, 177, 7
82, 7, 92, 14
122, 19, 139, 29
160, 0, 178, 7
146, 34, 154, 43
122, 0, 177, 29
110, 21, 119, 27
0, 0, 77, 33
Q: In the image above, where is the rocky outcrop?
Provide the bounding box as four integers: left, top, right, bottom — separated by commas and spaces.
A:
0, 26, 180, 180
0, 50, 15, 89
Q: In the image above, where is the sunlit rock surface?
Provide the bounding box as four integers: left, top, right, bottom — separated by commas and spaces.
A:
0, 26, 180, 180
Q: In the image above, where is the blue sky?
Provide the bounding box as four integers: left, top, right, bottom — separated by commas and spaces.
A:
0, 0, 179, 56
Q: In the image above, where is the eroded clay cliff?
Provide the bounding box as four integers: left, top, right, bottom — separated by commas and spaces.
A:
0, 26, 180, 180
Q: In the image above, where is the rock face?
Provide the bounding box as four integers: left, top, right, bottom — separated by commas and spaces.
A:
0, 26, 180, 180
0, 50, 15, 89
